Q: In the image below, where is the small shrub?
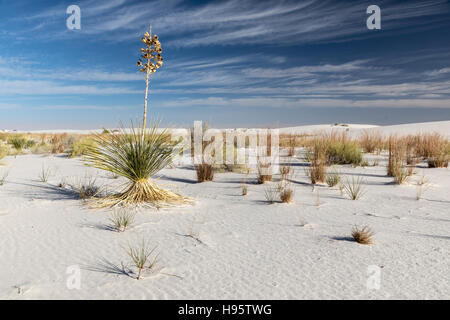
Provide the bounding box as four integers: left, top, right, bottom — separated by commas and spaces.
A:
109, 209, 135, 232
351, 226, 375, 245
8, 135, 27, 154
327, 141, 362, 165
326, 170, 341, 187
342, 176, 366, 200
69, 138, 97, 158
195, 163, 214, 182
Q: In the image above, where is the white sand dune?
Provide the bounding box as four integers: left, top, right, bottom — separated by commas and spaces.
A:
0, 121, 449, 299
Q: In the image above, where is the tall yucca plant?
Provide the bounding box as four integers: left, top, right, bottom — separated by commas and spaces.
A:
84, 123, 190, 208
137, 24, 163, 137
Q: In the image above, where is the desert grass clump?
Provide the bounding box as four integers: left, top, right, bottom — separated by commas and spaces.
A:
195, 163, 214, 182
264, 185, 278, 204
360, 130, 383, 153
257, 160, 273, 184
279, 186, 294, 203
326, 169, 341, 187
84, 124, 190, 208
351, 226, 375, 245
50, 133, 71, 154
38, 165, 52, 183
305, 136, 328, 184
68, 138, 97, 158
8, 135, 27, 155
109, 208, 136, 232
125, 239, 159, 280
342, 176, 366, 200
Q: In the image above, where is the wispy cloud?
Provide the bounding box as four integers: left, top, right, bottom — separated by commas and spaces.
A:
15, 0, 450, 45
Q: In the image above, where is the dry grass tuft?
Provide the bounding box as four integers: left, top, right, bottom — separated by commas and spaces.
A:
195, 163, 214, 182
351, 226, 375, 245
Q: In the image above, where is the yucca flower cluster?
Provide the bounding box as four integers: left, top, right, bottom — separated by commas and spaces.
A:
137, 32, 163, 74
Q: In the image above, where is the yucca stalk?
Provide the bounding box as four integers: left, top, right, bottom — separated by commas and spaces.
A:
137, 23, 163, 139
83, 123, 190, 208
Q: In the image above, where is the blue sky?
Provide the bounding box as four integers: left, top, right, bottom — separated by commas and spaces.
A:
0, 0, 450, 130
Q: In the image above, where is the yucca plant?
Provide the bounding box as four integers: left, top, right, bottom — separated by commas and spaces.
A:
84, 123, 190, 208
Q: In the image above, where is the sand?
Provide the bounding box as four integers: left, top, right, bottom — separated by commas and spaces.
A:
0, 121, 449, 299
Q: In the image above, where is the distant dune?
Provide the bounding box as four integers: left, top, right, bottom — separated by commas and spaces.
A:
4, 120, 450, 137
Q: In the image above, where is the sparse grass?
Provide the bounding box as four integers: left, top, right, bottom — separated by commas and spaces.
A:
393, 164, 410, 184
109, 208, 136, 232
124, 239, 159, 280
351, 225, 375, 245
38, 165, 52, 182
360, 130, 383, 153
74, 175, 100, 199
264, 185, 278, 204
241, 184, 248, 196
280, 162, 291, 181
416, 174, 429, 200
341, 176, 366, 200
326, 169, 341, 187
0, 170, 9, 186
195, 163, 214, 182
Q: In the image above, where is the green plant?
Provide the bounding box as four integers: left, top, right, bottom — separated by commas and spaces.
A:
125, 239, 159, 280
326, 169, 341, 187
8, 135, 27, 154
38, 165, 52, 182
327, 141, 362, 165
109, 208, 136, 232
84, 123, 189, 207
68, 138, 97, 157
342, 176, 366, 200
